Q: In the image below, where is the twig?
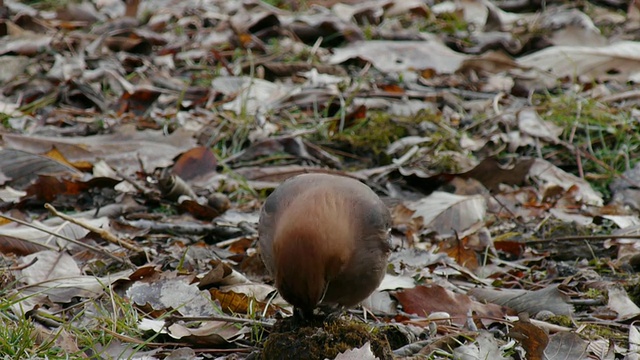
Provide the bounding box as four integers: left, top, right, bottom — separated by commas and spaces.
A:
599, 89, 640, 103
168, 314, 273, 328
0, 212, 125, 263
100, 326, 191, 347
115, 169, 150, 195
528, 234, 640, 244
5, 256, 39, 271
45, 203, 144, 253
0, 216, 58, 251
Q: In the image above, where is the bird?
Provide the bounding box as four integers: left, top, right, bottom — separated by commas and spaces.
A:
258, 173, 391, 318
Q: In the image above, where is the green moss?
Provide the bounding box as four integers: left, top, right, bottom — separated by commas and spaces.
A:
262, 317, 392, 360
375, 325, 410, 350
152, 203, 178, 216
189, 68, 217, 88
436, 11, 470, 34
0, 113, 10, 129
266, 38, 323, 64
580, 324, 626, 344
23, 0, 78, 10
260, 0, 308, 11
332, 115, 406, 158
328, 110, 452, 167
410, 9, 470, 36
546, 315, 573, 328
583, 288, 606, 300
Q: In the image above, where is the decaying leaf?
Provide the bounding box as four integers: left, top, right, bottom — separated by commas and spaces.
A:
394, 284, 507, 326
405, 191, 486, 237
518, 41, 640, 82
330, 39, 467, 74
469, 284, 573, 316
508, 314, 548, 360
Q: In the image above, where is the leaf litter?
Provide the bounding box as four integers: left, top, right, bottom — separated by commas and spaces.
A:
2, 0, 640, 358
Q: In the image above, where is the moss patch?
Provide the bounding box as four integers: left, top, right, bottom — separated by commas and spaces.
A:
327, 110, 448, 167
546, 315, 573, 328
262, 317, 392, 360
580, 324, 626, 345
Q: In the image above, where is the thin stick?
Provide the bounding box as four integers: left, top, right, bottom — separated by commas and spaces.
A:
45, 203, 143, 253
0, 212, 125, 263
0, 216, 58, 251
168, 314, 273, 328
528, 234, 640, 244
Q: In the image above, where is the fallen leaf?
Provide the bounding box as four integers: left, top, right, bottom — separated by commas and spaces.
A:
405, 191, 487, 237
394, 284, 507, 325
469, 284, 573, 316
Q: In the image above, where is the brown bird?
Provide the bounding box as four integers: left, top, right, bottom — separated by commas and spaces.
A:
258, 173, 391, 318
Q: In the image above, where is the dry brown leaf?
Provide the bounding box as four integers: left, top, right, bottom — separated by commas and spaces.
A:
517, 108, 563, 144
405, 191, 486, 237
394, 284, 507, 325
469, 284, 573, 316
544, 332, 588, 360
438, 236, 480, 270
0, 149, 81, 190
172, 146, 217, 181
3, 125, 197, 174
462, 157, 535, 192
0, 34, 52, 56
210, 286, 281, 316
508, 314, 548, 360
12, 250, 133, 313
529, 158, 603, 206
606, 284, 640, 321
329, 39, 467, 73
333, 342, 378, 360
126, 278, 221, 317
518, 41, 640, 82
